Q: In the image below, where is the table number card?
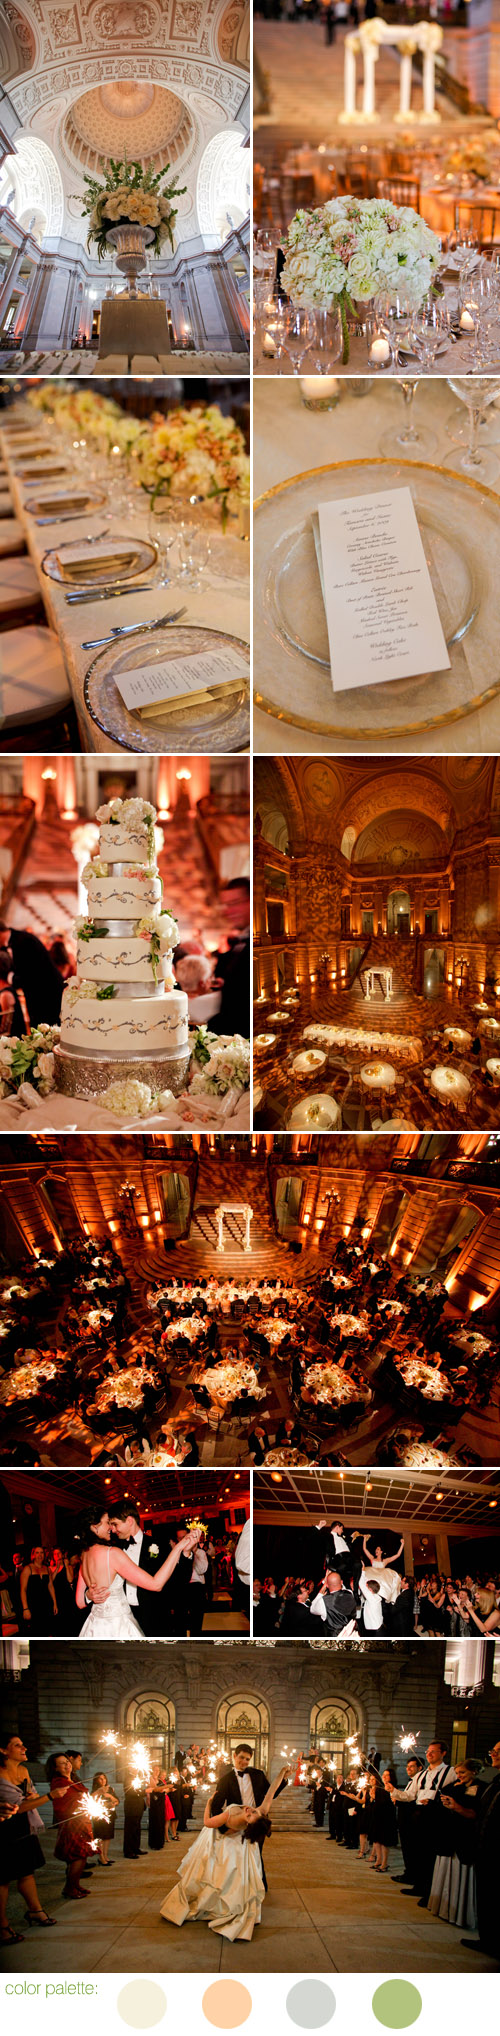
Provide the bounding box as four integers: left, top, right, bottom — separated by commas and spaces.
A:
315, 485, 450, 692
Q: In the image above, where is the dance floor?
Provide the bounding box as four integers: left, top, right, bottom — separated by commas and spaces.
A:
3, 1803, 495, 1975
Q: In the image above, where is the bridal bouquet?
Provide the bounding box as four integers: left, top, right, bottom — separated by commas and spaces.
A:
79, 157, 186, 258
281, 197, 441, 361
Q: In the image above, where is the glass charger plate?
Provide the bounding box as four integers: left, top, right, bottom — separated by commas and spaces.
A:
254, 457, 500, 739
17, 465, 71, 481
27, 485, 106, 518
42, 532, 155, 586
84, 623, 250, 754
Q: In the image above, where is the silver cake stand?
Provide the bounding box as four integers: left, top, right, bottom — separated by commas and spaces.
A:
54, 1043, 191, 1100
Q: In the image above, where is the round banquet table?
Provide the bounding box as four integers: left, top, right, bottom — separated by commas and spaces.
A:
372, 1116, 416, 1132
430, 1066, 471, 1109
254, 1033, 277, 1053
287, 1092, 341, 1129
291, 1050, 327, 1076
486, 1057, 500, 1084
398, 1443, 460, 1468
300, 1360, 371, 1421
263, 1447, 310, 1466
94, 1369, 156, 1411
395, 1358, 452, 1404
443, 1028, 472, 1051
360, 1061, 397, 1092
200, 1362, 264, 1408
268, 1009, 293, 1025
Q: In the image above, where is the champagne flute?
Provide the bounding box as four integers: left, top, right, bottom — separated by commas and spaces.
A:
441, 377, 500, 484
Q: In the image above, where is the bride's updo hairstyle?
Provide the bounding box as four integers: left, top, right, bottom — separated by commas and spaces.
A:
77, 1507, 109, 1551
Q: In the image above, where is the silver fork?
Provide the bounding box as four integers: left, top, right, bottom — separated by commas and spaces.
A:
81, 606, 187, 650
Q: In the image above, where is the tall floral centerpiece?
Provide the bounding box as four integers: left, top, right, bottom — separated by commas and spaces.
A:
280, 196, 441, 362
79, 157, 187, 293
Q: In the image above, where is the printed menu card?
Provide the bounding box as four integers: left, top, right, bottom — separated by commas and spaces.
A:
315, 484, 450, 691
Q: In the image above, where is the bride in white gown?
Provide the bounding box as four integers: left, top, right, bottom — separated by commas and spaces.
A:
160, 1766, 289, 1941
75, 1506, 201, 1640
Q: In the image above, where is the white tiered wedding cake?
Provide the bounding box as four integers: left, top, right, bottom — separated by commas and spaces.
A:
55, 796, 190, 1097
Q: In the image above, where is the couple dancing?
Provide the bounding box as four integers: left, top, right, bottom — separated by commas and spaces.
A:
76, 1506, 202, 1639
160, 1743, 289, 1942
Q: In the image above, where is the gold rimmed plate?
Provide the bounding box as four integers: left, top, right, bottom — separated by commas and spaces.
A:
254, 457, 500, 740
42, 531, 155, 586
84, 622, 250, 755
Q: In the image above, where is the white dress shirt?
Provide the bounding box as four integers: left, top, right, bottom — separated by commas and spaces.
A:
234, 1768, 256, 1808
235, 1518, 251, 1587
416, 1762, 456, 1801
124, 1528, 143, 1605
191, 1547, 208, 1585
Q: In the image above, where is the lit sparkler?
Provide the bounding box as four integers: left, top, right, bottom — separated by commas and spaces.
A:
79, 1792, 110, 1824
399, 1730, 420, 1753
100, 1731, 121, 1749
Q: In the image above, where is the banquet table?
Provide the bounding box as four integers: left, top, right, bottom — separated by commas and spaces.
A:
302, 1360, 370, 1409
254, 377, 500, 756
0, 420, 250, 754
199, 1361, 266, 1409
303, 1023, 423, 1063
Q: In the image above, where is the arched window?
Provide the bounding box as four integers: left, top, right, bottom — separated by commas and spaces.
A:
123, 1691, 176, 1775
216, 1693, 270, 1769
309, 1698, 361, 1775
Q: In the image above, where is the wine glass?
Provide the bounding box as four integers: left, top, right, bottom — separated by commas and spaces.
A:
379, 377, 438, 459
148, 498, 185, 587
410, 293, 451, 370
309, 307, 343, 373
441, 377, 500, 484
177, 522, 212, 590
281, 307, 314, 373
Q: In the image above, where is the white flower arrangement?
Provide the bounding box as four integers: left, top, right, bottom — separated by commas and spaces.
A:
281, 196, 441, 360
100, 1079, 174, 1119
134, 911, 162, 936
189, 1031, 250, 1098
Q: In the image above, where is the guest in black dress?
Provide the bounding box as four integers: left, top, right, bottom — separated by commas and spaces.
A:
369, 1770, 398, 1873
91, 1773, 119, 1867
20, 1550, 58, 1634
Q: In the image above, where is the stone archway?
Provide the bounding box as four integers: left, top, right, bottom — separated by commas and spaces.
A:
0, 135, 64, 240
309, 1696, 363, 1776
196, 124, 250, 246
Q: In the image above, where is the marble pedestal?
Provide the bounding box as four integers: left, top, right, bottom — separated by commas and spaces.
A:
98, 297, 170, 362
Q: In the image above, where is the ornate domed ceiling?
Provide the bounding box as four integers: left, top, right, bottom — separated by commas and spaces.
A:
66, 80, 192, 165
352, 808, 449, 868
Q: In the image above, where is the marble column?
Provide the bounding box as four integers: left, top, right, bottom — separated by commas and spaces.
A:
0, 237, 29, 330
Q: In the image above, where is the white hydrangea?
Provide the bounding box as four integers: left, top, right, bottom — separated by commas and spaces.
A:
101, 1078, 156, 1118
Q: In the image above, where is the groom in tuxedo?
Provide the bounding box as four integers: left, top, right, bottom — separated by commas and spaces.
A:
210, 1743, 289, 1891
109, 1507, 171, 1637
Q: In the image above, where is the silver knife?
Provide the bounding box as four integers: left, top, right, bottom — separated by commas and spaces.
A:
66, 581, 156, 607
81, 606, 187, 650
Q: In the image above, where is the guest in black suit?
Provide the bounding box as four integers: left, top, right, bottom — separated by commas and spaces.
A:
0, 922, 63, 1026
314, 1519, 362, 1592
108, 1507, 172, 1638
211, 879, 250, 1037
209, 1743, 289, 1891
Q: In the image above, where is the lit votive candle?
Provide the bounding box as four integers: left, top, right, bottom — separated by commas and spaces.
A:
459, 308, 476, 332
300, 375, 340, 410
263, 332, 276, 357
369, 336, 391, 366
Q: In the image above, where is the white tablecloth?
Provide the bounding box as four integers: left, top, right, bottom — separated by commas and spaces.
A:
0, 423, 249, 753
253, 377, 500, 755
0, 1088, 250, 1133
